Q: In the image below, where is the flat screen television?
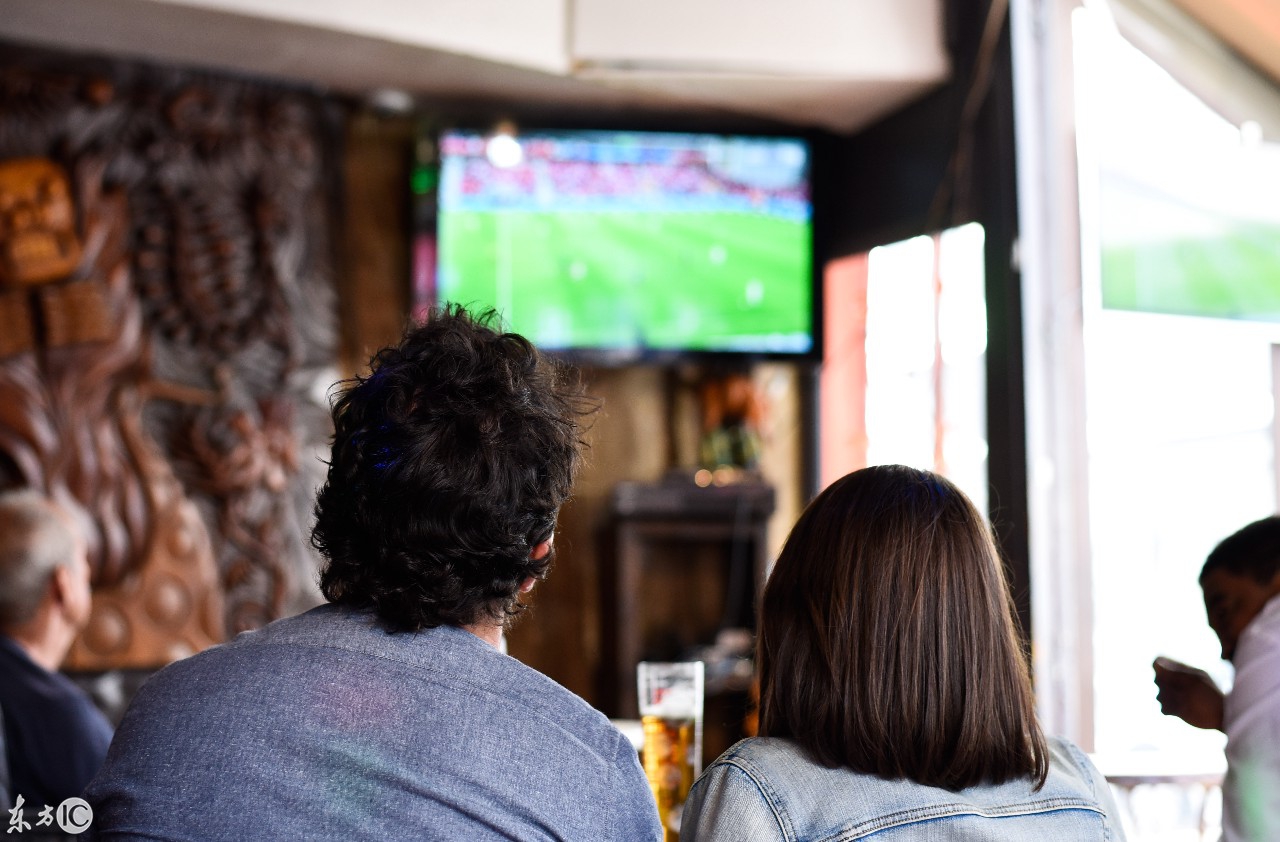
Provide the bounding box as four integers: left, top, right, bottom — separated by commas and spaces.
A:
426, 127, 817, 363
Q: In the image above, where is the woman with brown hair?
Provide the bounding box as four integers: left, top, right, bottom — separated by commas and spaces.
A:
681, 464, 1125, 841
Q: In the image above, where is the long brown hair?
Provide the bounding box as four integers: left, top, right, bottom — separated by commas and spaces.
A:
757, 464, 1048, 790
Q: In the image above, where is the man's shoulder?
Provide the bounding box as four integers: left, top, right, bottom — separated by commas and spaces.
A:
246, 605, 607, 718
135, 603, 624, 756
1234, 595, 1280, 673
480, 642, 624, 753
1250, 593, 1280, 640
0, 635, 99, 718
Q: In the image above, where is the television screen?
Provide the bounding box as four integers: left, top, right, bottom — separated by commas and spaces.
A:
433, 128, 815, 360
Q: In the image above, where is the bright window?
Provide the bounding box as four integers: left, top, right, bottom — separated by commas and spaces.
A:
1075, 7, 1280, 838
821, 224, 988, 511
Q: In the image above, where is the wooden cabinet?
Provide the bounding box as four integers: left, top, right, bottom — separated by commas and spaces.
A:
602, 474, 774, 757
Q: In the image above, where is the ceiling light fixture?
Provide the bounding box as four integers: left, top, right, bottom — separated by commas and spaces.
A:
485, 120, 523, 168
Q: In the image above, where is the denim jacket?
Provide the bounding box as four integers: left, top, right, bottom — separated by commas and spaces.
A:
682, 736, 1126, 841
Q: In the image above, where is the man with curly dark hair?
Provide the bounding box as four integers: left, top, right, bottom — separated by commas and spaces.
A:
85, 307, 663, 841
311, 304, 589, 640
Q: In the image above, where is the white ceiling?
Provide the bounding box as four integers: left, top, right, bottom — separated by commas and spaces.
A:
0, 0, 951, 134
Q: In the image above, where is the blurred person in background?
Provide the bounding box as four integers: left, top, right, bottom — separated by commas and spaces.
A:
0, 490, 112, 809
682, 464, 1125, 841
1155, 515, 1280, 842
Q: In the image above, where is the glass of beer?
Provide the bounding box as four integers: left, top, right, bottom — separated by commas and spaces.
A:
637, 661, 704, 841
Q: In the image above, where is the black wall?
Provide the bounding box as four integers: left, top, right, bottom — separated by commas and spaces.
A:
812, 0, 1032, 642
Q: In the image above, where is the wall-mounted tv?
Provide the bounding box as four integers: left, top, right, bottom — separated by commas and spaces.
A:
429, 127, 817, 363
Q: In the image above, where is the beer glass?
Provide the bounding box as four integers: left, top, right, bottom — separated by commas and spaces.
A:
637, 661, 704, 841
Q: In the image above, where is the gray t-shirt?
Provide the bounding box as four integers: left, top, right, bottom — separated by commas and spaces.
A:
85, 604, 661, 841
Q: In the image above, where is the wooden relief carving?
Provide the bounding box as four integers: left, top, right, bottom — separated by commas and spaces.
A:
0, 158, 83, 286
0, 47, 337, 667
0, 151, 227, 668
0, 289, 34, 356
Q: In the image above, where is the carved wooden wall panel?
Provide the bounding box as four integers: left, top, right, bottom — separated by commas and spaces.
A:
0, 45, 339, 668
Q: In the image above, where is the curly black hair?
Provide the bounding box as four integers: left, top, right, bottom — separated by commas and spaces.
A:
312, 305, 595, 632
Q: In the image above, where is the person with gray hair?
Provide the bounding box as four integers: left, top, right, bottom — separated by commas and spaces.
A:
0, 489, 112, 812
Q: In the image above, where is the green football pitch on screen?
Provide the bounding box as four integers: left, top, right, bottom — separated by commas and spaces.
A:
1102, 222, 1280, 322
437, 208, 812, 351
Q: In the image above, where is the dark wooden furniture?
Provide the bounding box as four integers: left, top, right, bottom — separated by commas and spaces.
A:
603, 473, 775, 756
